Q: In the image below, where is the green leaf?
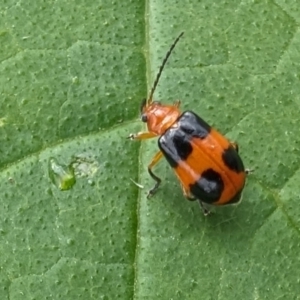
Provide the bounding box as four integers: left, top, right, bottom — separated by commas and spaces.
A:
1, 0, 300, 299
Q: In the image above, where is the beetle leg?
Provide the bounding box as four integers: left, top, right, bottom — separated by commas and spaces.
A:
174, 100, 181, 108
198, 201, 211, 216
179, 183, 211, 215
184, 189, 211, 216
128, 131, 162, 197
180, 182, 196, 201
147, 151, 164, 198
230, 143, 254, 176
230, 142, 254, 175
127, 131, 157, 140
184, 188, 211, 216
230, 142, 239, 153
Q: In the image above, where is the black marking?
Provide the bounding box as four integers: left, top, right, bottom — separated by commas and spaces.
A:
173, 132, 193, 160
222, 146, 245, 173
159, 134, 180, 168
158, 111, 211, 167
159, 127, 192, 167
177, 111, 211, 138
189, 169, 224, 204
141, 114, 147, 123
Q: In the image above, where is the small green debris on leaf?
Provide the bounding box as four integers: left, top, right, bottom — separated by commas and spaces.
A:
130, 178, 144, 189
48, 157, 76, 191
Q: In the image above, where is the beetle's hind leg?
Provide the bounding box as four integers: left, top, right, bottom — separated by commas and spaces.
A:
180, 182, 196, 201
230, 142, 254, 175
180, 183, 211, 216
147, 151, 164, 198
198, 201, 211, 216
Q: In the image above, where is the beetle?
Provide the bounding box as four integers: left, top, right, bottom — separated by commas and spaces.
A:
128, 32, 248, 215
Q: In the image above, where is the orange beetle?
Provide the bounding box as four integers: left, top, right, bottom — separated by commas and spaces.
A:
128, 33, 248, 214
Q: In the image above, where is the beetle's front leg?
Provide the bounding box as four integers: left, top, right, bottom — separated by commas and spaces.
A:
127, 131, 163, 197
147, 151, 164, 198
127, 131, 157, 140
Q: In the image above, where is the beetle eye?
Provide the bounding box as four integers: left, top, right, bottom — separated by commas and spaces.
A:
141, 114, 147, 122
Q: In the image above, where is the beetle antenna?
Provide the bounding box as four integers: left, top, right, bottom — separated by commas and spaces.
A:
147, 32, 184, 104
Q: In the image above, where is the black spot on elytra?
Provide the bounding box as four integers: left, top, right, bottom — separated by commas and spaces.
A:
222, 146, 245, 173
178, 111, 211, 139
158, 134, 179, 168
163, 150, 179, 168
189, 169, 224, 204
159, 111, 211, 168
158, 127, 192, 167
172, 132, 193, 160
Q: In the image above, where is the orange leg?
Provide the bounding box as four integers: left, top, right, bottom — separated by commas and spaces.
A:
127, 131, 157, 140
147, 151, 164, 198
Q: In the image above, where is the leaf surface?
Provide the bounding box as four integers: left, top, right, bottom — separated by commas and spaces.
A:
1, 0, 300, 299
